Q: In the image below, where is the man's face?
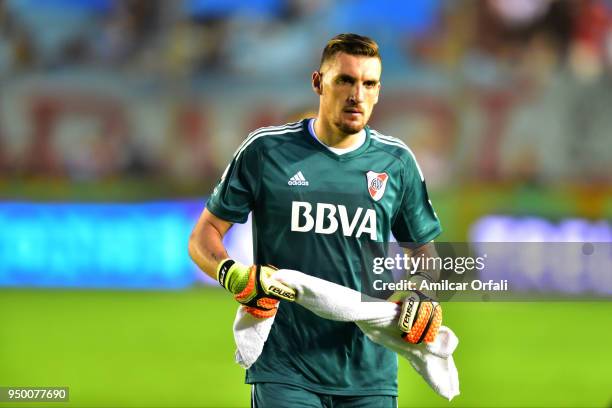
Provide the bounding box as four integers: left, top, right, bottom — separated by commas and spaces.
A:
316, 52, 381, 135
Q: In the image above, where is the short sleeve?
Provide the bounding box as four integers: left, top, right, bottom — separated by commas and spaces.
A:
206, 141, 260, 224
392, 154, 442, 244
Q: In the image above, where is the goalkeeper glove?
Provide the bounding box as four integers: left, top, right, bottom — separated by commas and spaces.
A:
216, 259, 296, 318
389, 289, 442, 344
397, 291, 442, 344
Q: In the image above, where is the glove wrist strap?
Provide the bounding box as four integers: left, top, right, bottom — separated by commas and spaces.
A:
216, 259, 249, 294
216, 259, 235, 288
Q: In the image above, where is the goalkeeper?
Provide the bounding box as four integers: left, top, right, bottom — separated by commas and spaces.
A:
189, 33, 443, 408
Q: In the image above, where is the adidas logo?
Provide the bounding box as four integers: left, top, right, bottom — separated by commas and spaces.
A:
288, 171, 309, 186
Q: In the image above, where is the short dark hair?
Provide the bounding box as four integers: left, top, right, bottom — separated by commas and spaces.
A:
320, 33, 381, 69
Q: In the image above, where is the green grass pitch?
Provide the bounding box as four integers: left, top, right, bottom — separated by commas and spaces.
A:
1, 288, 611, 407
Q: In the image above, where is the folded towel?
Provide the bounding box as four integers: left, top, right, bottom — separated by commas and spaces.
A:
233, 269, 460, 400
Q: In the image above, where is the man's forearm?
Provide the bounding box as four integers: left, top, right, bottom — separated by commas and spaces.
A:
188, 220, 229, 281
187, 209, 295, 318
403, 241, 440, 295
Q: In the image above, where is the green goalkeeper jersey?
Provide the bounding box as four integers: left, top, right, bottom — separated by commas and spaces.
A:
206, 119, 442, 396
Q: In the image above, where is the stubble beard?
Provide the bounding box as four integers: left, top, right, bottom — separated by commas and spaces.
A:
334, 115, 367, 136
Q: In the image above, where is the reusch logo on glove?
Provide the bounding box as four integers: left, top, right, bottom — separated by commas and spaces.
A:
268, 285, 296, 301
399, 294, 419, 332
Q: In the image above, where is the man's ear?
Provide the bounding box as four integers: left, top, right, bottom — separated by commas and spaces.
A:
312, 71, 323, 95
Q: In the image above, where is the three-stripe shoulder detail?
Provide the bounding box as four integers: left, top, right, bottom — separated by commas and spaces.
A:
220, 121, 302, 181
370, 130, 410, 150
233, 121, 302, 160
370, 129, 425, 181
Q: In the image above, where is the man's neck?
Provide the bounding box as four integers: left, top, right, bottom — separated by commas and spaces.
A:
314, 117, 364, 149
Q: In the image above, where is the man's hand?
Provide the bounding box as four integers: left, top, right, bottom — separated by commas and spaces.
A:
390, 290, 442, 344
217, 259, 296, 318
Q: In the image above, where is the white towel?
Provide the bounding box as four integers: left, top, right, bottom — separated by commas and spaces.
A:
233, 269, 460, 400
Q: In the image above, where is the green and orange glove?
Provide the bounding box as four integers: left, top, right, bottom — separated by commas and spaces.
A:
396, 291, 442, 344
216, 259, 296, 318
388, 279, 443, 344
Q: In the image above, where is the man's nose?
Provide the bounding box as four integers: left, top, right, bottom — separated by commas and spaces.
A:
349, 84, 365, 103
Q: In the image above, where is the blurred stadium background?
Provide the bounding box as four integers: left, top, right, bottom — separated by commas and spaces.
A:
0, 0, 611, 407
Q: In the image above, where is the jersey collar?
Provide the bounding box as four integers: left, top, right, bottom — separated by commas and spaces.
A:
301, 118, 371, 161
